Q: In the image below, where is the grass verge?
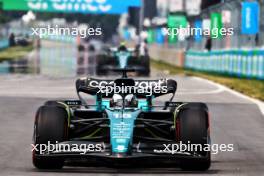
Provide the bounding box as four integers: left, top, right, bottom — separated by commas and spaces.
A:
151, 59, 264, 101
0, 45, 34, 61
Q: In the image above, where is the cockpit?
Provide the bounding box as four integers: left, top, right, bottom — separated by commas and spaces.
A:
110, 94, 138, 108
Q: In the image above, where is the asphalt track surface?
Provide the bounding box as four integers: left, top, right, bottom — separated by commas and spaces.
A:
0, 73, 263, 176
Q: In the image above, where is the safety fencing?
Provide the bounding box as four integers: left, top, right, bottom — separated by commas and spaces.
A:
0, 39, 9, 50
185, 50, 264, 79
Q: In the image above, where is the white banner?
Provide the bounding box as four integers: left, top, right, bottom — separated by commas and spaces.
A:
169, 0, 183, 12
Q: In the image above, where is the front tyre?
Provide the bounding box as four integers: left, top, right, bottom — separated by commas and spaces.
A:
32, 106, 69, 169
176, 103, 211, 171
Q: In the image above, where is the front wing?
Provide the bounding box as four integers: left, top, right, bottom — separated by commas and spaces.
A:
34, 141, 208, 166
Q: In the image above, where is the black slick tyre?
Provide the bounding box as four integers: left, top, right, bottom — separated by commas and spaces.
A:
32, 105, 68, 169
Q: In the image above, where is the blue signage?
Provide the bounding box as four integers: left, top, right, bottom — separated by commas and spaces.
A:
241, 2, 259, 34
156, 28, 164, 44
194, 20, 202, 42
117, 0, 141, 7
123, 28, 131, 40
3, 0, 141, 14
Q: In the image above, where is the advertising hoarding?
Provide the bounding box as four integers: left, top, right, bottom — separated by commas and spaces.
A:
241, 1, 259, 34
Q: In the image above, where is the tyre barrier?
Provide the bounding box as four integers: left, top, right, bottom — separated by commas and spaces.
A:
185, 50, 264, 79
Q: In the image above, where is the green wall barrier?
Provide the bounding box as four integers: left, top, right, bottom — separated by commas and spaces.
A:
0, 39, 9, 50
185, 50, 264, 79
42, 34, 76, 43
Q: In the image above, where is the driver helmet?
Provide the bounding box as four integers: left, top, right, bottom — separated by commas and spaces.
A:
118, 42, 127, 52
124, 94, 138, 107
111, 94, 123, 107
110, 94, 138, 108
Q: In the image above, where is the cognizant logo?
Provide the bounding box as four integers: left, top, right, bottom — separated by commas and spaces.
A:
88, 79, 168, 96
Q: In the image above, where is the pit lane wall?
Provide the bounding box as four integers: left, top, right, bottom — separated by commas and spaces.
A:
148, 44, 185, 67
185, 50, 264, 80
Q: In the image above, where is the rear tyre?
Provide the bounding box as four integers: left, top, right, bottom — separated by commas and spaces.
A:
96, 55, 113, 76
138, 56, 150, 76
32, 106, 68, 169
143, 56, 150, 76
176, 103, 211, 171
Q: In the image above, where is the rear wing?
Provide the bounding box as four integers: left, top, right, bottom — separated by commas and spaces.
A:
76, 77, 177, 99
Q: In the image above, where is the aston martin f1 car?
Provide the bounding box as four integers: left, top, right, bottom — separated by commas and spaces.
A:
96, 46, 150, 76
32, 69, 210, 171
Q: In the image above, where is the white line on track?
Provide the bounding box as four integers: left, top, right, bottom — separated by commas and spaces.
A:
192, 77, 264, 115
177, 87, 224, 95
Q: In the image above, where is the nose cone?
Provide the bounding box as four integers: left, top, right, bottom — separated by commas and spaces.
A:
117, 52, 129, 68
105, 109, 140, 154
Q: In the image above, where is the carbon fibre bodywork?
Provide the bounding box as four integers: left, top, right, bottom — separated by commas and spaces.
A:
33, 71, 210, 170
96, 49, 150, 76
